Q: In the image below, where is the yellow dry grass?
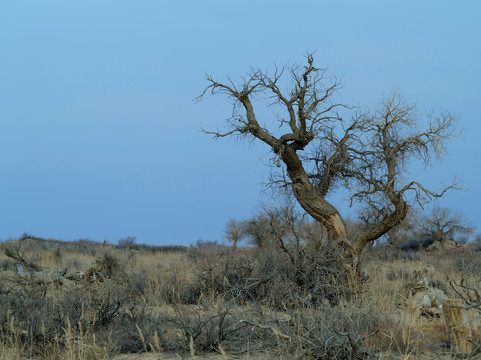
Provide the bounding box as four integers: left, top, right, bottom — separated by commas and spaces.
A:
1, 239, 480, 359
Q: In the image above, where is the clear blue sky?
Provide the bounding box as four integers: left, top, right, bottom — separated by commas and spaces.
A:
1, 1, 480, 245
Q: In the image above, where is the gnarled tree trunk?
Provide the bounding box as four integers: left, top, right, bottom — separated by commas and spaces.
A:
201, 54, 458, 296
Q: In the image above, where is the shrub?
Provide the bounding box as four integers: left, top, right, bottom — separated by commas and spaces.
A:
194, 244, 350, 307
96, 252, 122, 277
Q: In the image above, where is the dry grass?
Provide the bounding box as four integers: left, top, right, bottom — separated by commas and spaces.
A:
0, 238, 480, 359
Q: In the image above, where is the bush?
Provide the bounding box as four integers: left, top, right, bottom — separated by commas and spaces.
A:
0, 271, 168, 356
96, 252, 122, 277
118, 236, 136, 247
194, 244, 350, 307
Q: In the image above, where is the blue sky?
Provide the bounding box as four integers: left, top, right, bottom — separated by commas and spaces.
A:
1, 1, 480, 245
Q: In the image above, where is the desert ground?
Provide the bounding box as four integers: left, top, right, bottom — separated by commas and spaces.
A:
1, 236, 480, 359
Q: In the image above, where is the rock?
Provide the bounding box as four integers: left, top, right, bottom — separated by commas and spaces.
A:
412, 288, 447, 318
427, 242, 442, 252
413, 292, 431, 309
428, 288, 446, 308
427, 240, 461, 252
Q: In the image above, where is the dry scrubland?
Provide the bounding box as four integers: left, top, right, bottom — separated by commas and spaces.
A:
1, 237, 480, 359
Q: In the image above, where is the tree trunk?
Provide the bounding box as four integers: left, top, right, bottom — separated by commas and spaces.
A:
282, 147, 350, 245
443, 299, 472, 354
279, 146, 365, 293
281, 146, 407, 294
347, 249, 363, 294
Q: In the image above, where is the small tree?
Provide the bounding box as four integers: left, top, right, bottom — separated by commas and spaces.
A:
419, 206, 473, 246
118, 236, 137, 247
199, 54, 458, 290
239, 193, 316, 251
224, 218, 243, 250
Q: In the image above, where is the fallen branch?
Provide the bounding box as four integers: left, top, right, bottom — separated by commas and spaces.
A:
2, 244, 43, 272
239, 320, 290, 340
449, 279, 481, 312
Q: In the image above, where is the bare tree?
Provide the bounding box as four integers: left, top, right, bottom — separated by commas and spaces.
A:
239, 213, 272, 248
419, 206, 473, 246
118, 236, 137, 247
240, 203, 301, 250
239, 192, 316, 253
199, 54, 459, 290
224, 218, 243, 250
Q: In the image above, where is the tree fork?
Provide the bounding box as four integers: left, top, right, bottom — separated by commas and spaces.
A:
201, 53, 458, 295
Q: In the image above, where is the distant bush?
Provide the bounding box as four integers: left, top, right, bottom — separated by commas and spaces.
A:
187, 239, 225, 261
195, 239, 219, 247
19, 232, 42, 241
395, 234, 436, 252
471, 233, 481, 251
71, 238, 100, 256
400, 239, 420, 251
118, 236, 137, 246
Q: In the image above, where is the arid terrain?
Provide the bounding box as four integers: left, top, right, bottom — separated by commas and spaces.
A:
1, 236, 480, 359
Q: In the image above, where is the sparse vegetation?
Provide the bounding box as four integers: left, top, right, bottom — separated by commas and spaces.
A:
1, 233, 480, 359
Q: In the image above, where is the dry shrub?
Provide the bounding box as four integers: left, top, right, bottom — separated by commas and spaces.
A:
161, 296, 382, 359
167, 300, 239, 353
194, 244, 350, 308
257, 302, 381, 359
362, 319, 422, 355
6, 236, 481, 359
0, 271, 166, 357
157, 265, 202, 305
455, 247, 481, 275
96, 252, 122, 278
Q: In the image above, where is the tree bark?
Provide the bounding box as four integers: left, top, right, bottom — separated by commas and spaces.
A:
282, 146, 349, 246
279, 145, 369, 293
